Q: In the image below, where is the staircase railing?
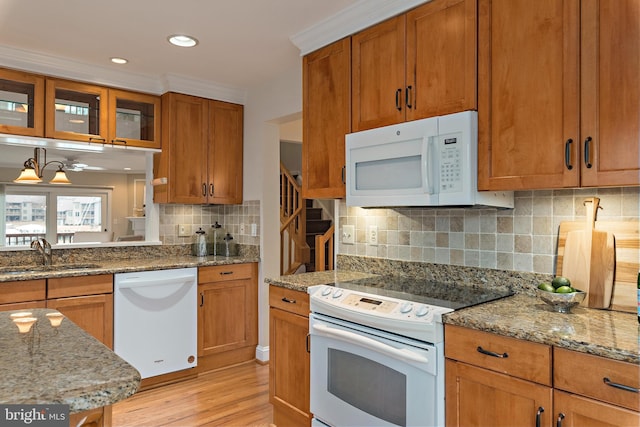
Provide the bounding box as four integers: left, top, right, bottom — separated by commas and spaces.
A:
314, 224, 334, 272
279, 162, 309, 275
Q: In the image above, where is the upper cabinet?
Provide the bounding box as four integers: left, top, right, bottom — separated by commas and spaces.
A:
154, 92, 243, 205
0, 68, 161, 149
46, 78, 161, 148
478, 0, 640, 190
351, 0, 477, 132
46, 78, 110, 144
302, 38, 351, 199
108, 89, 161, 149
0, 68, 45, 137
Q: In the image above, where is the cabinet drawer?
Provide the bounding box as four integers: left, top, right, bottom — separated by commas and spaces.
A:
47, 274, 113, 298
0, 280, 46, 304
199, 263, 254, 283
445, 324, 552, 386
269, 286, 310, 317
554, 347, 640, 412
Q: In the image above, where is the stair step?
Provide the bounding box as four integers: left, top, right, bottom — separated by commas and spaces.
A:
307, 207, 323, 220
307, 219, 332, 234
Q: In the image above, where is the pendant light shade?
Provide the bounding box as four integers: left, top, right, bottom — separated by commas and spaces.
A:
49, 167, 71, 184
14, 167, 43, 183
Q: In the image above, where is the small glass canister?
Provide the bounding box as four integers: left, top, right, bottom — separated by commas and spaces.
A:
191, 228, 208, 257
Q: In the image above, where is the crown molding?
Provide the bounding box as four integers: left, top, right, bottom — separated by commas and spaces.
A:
0, 45, 247, 103
290, 0, 429, 55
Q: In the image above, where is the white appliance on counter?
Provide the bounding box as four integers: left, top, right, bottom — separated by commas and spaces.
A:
345, 111, 513, 208
114, 267, 197, 379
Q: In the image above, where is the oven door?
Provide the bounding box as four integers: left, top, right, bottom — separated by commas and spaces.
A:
309, 313, 442, 427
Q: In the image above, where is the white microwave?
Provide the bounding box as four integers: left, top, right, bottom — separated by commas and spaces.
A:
345, 111, 513, 208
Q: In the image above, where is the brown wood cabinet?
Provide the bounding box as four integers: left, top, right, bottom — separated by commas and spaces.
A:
108, 89, 161, 149
553, 347, 640, 425
478, 0, 639, 190
69, 405, 111, 427
46, 274, 114, 349
155, 92, 243, 205
351, 0, 477, 132
269, 285, 311, 427
0, 68, 45, 137
445, 324, 553, 427
197, 263, 257, 370
302, 38, 351, 199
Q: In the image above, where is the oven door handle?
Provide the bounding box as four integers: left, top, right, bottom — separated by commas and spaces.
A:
312, 322, 430, 365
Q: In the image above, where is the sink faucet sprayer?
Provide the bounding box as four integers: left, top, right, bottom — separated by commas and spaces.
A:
31, 238, 52, 266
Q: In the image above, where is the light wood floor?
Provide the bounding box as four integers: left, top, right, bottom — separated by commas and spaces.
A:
112, 362, 273, 427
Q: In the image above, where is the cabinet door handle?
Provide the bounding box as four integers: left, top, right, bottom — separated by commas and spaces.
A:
556, 413, 565, 427
210, 184, 214, 196
536, 407, 544, 427
395, 88, 402, 111
306, 333, 311, 353
477, 346, 508, 358
112, 138, 127, 145
281, 297, 297, 304
603, 377, 639, 393
202, 183, 207, 197
219, 271, 234, 276
341, 166, 346, 184
200, 293, 204, 307
405, 85, 413, 109
564, 139, 573, 170
89, 137, 106, 143
583, 136, 593, 168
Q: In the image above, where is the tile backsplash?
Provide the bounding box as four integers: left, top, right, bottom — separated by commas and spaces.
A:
159, 200, 260, 246
338, 187, 639, 275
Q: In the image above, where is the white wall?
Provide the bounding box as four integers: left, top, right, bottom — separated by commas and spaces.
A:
243, 63, 303, 360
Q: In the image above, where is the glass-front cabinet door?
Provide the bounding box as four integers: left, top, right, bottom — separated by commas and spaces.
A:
45, 79, 109, 143
108, 89, 161, 149
0, 68, 45, 137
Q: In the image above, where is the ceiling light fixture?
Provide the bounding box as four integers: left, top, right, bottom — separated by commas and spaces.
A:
111, 57, 128, 65
167, 34, 198, 48
14, 147, 71, 184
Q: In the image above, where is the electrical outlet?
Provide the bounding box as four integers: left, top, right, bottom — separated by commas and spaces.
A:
178, 224, 191, 237
251, 223, 257, 236
342, 225, 355, 244
367, 225, 378, 246
240, 223, 245, 234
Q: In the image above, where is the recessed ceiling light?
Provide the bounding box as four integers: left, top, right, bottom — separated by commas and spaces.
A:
111, 57, 128, 65
167, 34, 198, 48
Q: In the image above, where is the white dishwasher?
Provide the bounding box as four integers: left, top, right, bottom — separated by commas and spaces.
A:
114, 267, 197, 379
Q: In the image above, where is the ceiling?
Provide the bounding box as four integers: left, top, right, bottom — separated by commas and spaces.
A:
0, 0, 424, 174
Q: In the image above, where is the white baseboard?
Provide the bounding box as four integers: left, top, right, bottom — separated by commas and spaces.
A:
256, 345, 269, 363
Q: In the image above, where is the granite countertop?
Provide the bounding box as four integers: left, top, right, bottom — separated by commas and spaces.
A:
0, 255, 260, 282
266, 271, 640, 365
0, 308, 140, 412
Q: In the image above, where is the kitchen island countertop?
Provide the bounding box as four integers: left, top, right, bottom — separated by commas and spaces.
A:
266, 271, 639, 365
0, 308, 140, 412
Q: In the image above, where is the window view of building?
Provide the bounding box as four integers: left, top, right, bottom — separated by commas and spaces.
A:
3, 188, 109, 246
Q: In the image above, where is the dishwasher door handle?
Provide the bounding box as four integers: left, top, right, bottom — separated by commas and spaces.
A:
117, 275, 195, 289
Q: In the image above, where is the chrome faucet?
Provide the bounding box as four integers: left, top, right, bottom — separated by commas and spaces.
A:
31, 238, 52, 266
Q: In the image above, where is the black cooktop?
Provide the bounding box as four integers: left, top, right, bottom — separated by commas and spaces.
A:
332, 276, 513, 310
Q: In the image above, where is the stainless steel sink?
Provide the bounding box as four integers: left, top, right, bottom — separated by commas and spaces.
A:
0, 264, 101, 275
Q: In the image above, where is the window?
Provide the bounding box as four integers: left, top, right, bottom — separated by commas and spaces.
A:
1, 184, 111, 247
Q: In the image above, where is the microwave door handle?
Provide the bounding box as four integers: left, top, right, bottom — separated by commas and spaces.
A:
311, 322, 429, 365
422, 136, 434, 194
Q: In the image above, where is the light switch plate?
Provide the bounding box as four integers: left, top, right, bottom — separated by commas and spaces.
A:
342, 225, 355, 244
178, 224, 191, 237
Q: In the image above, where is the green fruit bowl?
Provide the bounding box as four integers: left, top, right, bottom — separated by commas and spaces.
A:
536, 288, 586, 313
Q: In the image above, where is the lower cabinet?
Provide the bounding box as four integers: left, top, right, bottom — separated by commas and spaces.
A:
0, 279, 46, 311
197, 263, 258, 371
445, 325, 640, 427
269, 285, 311, 427
68, 405, 111, 427
47, 275, 114, 349
445, 324, 553, 427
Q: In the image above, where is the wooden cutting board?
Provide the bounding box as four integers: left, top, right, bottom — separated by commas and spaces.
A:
559, 198, 614, 308
557, 201, 638, 313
